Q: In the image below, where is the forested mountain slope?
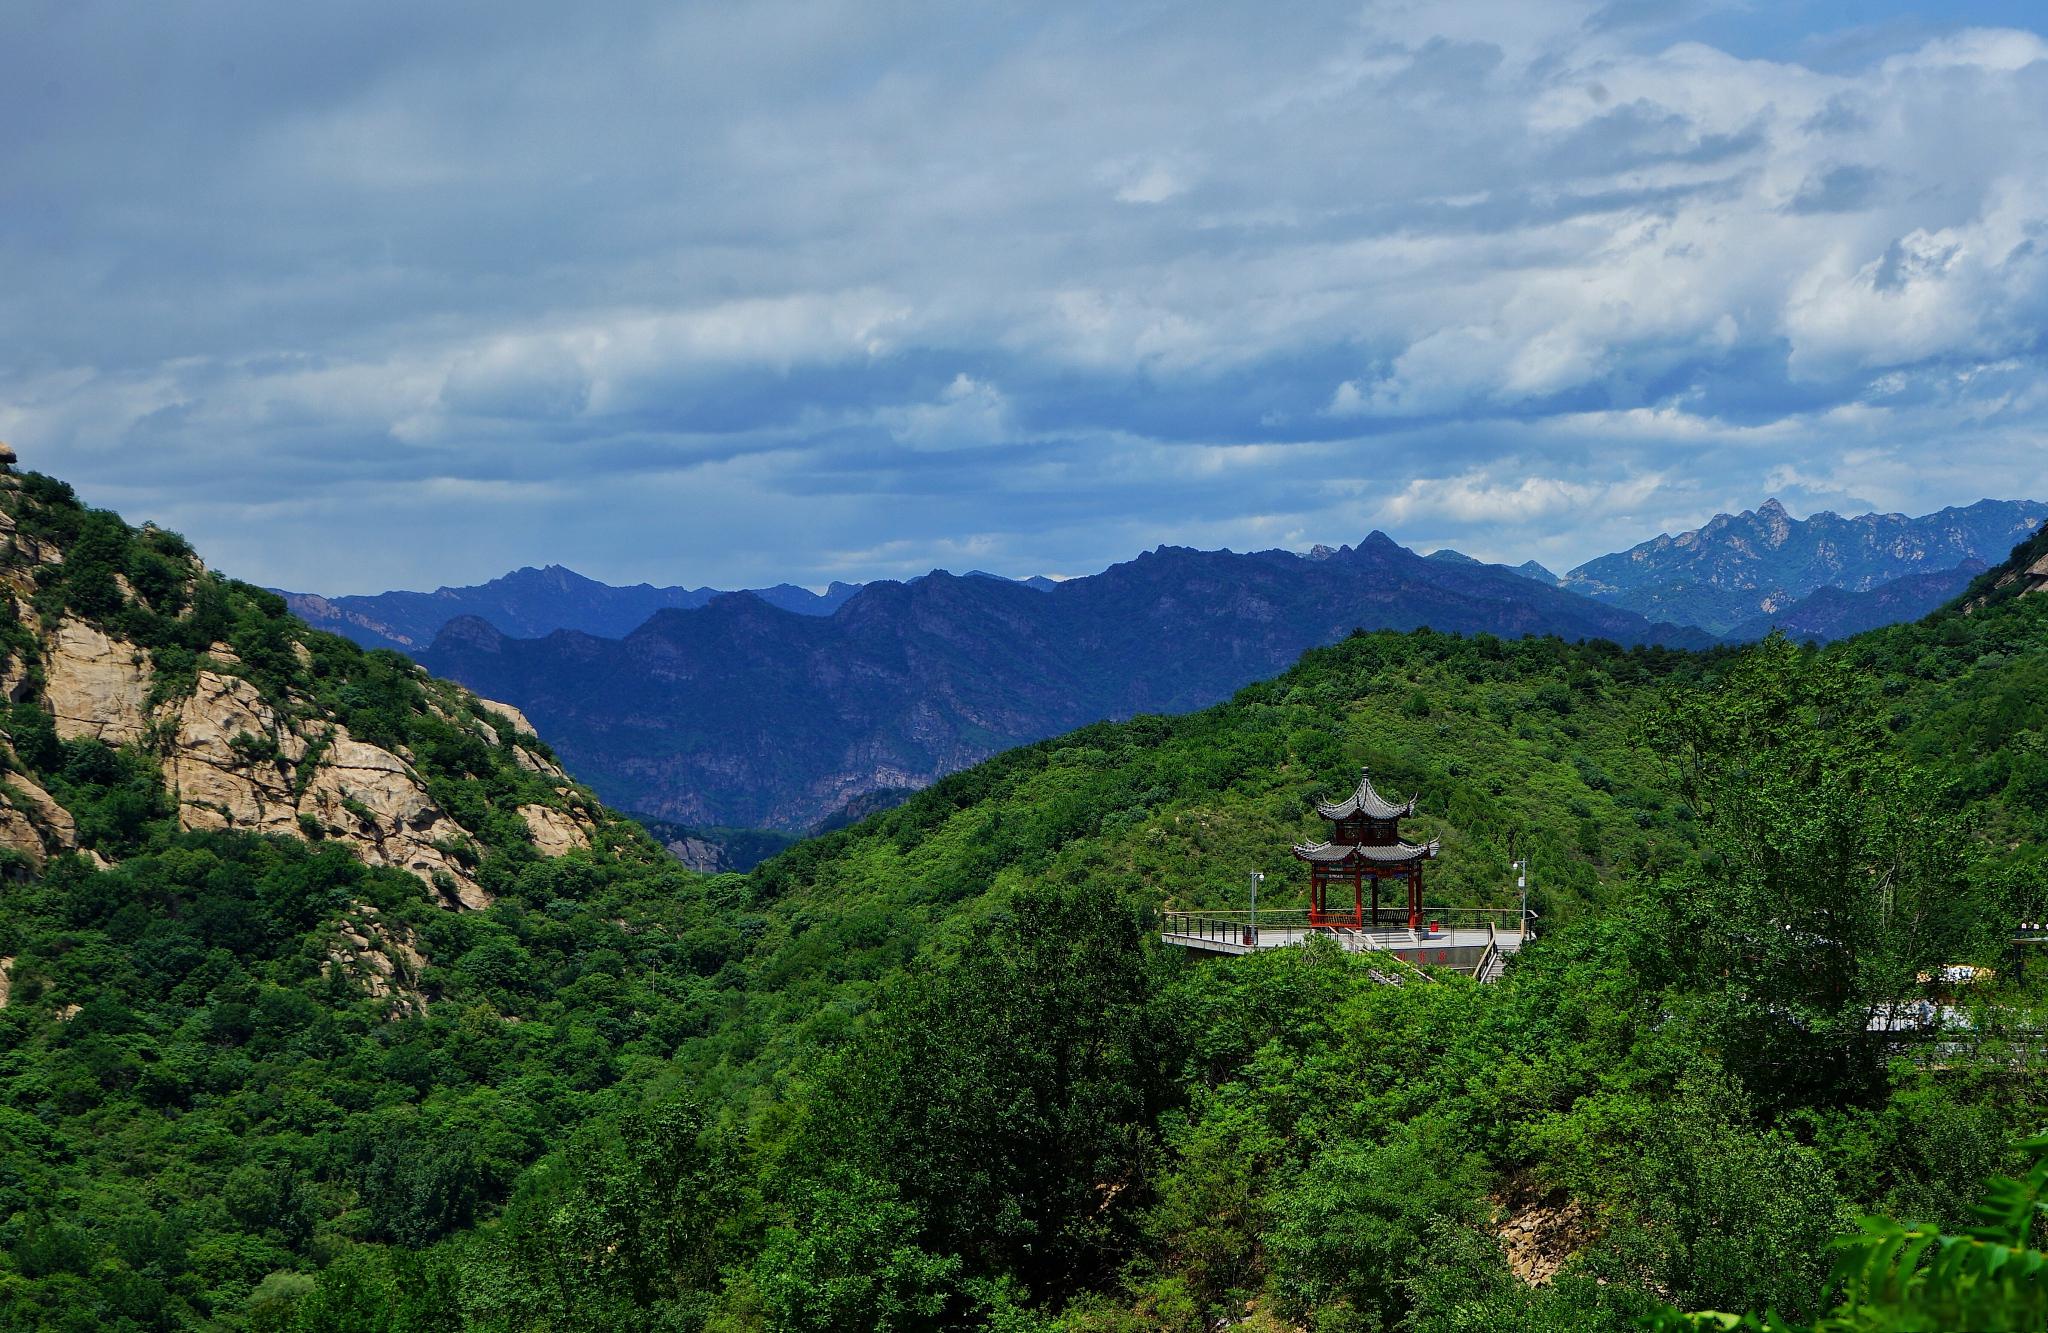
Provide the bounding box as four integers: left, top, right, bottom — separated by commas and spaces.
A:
0, 465, 723, 1328
422, 534, 1710, 831
2, 450, 2044, 1331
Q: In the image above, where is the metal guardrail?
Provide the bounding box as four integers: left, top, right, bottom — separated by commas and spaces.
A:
1161, 905, 1534, 938
1473, 920, 1501, 984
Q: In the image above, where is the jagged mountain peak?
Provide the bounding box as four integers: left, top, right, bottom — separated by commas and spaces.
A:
1564, 496, 2048, 634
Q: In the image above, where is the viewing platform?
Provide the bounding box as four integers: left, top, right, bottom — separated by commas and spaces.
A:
1159, 907, 1532, 982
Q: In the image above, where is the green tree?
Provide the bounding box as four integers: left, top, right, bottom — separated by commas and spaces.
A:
755, 1172, 963, 1332
1648, 1134, 2048, 1332
796, 881, 1174, 1304
1648, 636, 1982, 1105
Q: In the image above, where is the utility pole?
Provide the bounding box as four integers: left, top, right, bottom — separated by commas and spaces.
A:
1246, 871, 1263, 948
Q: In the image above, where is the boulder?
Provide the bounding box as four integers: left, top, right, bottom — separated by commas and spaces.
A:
511, 745, 567, 779
475, 697, 538, 737
325, 903, 430, 1019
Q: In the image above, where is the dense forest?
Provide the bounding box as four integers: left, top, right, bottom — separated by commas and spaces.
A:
0, 470, 2043, 1329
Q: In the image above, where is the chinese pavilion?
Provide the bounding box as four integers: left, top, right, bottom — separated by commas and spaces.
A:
1293, 767, 1439, 929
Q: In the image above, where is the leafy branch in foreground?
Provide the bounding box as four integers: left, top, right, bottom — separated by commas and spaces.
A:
1648, 1133, 2048, 1332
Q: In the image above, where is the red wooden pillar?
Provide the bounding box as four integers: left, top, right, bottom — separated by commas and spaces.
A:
1351, 867, 1363, 926
1406, 868, 1421, 929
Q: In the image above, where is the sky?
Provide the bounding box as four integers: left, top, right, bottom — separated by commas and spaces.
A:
3, 0, 2046, 593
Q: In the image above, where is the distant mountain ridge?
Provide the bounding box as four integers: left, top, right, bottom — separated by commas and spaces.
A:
1725, 561, 1986, 643
280, 564, 864, 652
1564, 497, 2048, 634
420, 533, 1709, 831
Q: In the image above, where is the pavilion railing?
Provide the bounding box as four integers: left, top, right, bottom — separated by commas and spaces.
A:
1160, 905, 1533, 943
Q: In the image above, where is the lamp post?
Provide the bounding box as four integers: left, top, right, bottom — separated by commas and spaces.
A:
1246, 870, 1263, 948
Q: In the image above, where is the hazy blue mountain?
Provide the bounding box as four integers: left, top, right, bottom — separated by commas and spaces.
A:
1725, 561, 1985, 642
1563, 497, 2048, 634
420, 534, 1708, 830
966, 569, 1059, 592
1429, 550, 1558, 585
280, 565, 861, 651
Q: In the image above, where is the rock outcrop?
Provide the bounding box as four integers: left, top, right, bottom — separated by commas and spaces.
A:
159, 670, 493, 907
518, 803, 591, 856
325, 903, 429, 1019
2013, 548, 2048, 597
44, 619, 152, 744
1492, 1188, 1595, 1286
476, 697, 537, 736
0, 454, 618, 915
0, 764, 77, 870
300, 736, 488, 909
164, 670, 306, 836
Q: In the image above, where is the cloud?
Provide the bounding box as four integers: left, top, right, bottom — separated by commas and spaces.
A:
1377, 469, 1667, 526
1, 1, 2045, 592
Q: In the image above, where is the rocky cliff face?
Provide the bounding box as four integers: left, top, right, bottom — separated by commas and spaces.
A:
0, 459, 620, 907
1964, 521, 2048, 610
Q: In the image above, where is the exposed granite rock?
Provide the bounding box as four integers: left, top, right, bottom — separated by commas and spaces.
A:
325, 903, 429, 1019
511, 744, 567, 780
0, 467, 615, 918
663, 834, 728, 873
0, 765, 77, 869
0, 505, 61, 569
0, 805, 46, 869
0, 653, 30, 705
476, 697, 538, 736
44, 618, 151, 744
300, 735, 489, 909
164, 670, 306, 836
1965, 525, 2048, 609
2021, 549, 2048, 596
164, 672, 495, 906
518, 803, 591, 856
1492, 1188, 1595, 1287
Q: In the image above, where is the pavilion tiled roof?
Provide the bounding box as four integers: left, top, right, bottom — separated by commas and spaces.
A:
1315, 768, 1416, 821
1291, 838, 1439, 865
